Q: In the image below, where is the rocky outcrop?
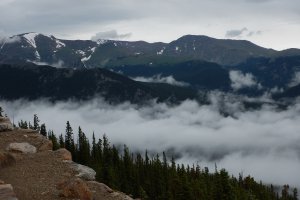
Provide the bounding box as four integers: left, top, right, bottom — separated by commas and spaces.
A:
38, 139, 53, 152
0, 120, 135, 200
57, 178, 92, 200
54, 148, 72, 161
66, 162, 96, 181
0, 151, 15, 169
6, 142, 37, 154
0, 117, 13, 132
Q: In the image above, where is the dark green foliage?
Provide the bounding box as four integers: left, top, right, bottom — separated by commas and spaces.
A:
40, 123, 47, 136
67, 131, 297, 200
18, 120, 28, 129
0, 106, 3, 117
33, 114, 40, 131
0, 63, 166, 103
59, 134, 65, 148
47, 130, 60, 150
64, 121, 75, 155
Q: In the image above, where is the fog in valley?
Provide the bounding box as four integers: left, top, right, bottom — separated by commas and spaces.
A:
1, 93, 300, 188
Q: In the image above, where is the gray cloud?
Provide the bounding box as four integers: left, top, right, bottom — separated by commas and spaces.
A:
132, 75, 190, 87
91, 30, 132, 41
225, 27, 248, 38
288, 71, 300, 87
225, 28, 262, 38
30, 60, 65, 68
1, 94, 300, 188
0, 31, 20, 48
229, 70, 262, 90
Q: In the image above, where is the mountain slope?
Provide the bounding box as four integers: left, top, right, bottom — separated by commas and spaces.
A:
1, 33, 300, 68
111, 60, 231, 90
0, 63, 201, 103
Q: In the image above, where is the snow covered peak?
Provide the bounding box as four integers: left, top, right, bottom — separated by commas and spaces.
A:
23, 32, 39, 48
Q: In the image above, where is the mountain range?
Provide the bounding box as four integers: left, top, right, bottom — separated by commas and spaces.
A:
2, 32, 300, 68
1, 32, 300, 103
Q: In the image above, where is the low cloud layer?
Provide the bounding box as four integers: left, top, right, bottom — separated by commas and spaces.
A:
1, 94, 300, 188
30, 60, 65, 68
288, 71, 300, 87
91, 30, 132, 41
230, 70, 262, 90
132, 75, 190, 87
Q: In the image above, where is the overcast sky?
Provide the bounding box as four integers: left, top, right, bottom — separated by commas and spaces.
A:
1, 0, 300, 49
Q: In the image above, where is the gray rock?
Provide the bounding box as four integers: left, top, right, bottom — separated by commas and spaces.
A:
0, 117, 13, 132
6, 142, 37, 154
68, 162, 96, 181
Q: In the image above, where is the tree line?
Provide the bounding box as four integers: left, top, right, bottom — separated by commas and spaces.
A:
17, 114, 298, 200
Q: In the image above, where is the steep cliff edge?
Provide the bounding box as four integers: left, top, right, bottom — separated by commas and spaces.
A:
0, 117, 134, 200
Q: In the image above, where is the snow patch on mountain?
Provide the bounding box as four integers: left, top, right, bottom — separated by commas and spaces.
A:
55, 39, 66, 49
76, 50, 86, 56
35, 50, 41, 60
23, 33, 39, 48
81, 55, 91, 62
157, 47, 165, 55
97, 39, 108, 45
90, 47, 96, 53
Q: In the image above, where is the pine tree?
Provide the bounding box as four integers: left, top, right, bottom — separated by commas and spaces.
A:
65, 121, 75, 155
33, 114, 40, 131
0, 106, 4, 117
18, 120, 28, 129
293, 188, 298, 200
40, 123, 47, 136
48, 130, 60, 150
77, 126, 90, 165
59, 134, 65, 148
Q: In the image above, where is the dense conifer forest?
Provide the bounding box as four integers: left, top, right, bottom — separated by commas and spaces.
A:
17, 115, 298, 200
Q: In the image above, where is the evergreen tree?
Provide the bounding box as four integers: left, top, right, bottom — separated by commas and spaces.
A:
18, 120, 28, 129
47, 130, 60, 150
293, 188, 298, 200
40, 123, 47, 136
65, 121, 75, 155
33, 114, 40, 131
0, 106, 4, 117
77, 126, 90, 165
59, 134, 65, 148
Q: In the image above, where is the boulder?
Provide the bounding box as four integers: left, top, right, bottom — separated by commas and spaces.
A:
0, 117, 13, 132
0, 151, 16, 169
38, 140, 53, 151
54, 148, 72, 161
6, 142, 37, 154
57, 178, 92, 200
0, 184, 18, 200
69, 162, 96, 181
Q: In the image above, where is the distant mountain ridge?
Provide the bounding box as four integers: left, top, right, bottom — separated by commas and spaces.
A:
1, 32, 300, 68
